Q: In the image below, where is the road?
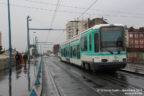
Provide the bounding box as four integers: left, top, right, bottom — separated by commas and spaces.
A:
42, 56, 144, 96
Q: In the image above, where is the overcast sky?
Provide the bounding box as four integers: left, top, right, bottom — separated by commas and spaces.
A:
0, 0, 144, 52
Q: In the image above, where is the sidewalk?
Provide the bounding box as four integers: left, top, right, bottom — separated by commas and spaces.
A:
122, 62, 144, 74
0, 59, 37, 96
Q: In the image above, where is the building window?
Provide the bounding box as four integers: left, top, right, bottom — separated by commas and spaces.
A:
135, 40, 138, 44
129, 34, 133, 38
135, 45, 139, 48
130, 45, 134, 48
140, 45, 143, 48
140, 40, 143, 44
140, 34, 143, 38
135, 34, 138, 38
81, 37, 87, 51
129, 40, 133, 44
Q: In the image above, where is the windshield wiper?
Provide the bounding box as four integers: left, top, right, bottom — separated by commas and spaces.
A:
106, 49, 113, 54
117, 49, 121, 54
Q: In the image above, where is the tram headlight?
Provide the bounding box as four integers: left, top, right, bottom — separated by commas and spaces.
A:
123, 58, 126, 62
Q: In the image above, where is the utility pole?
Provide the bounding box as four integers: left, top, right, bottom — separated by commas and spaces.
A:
27, 16, 31, 91
7, 0, 12, 95
33, 32, 37, 58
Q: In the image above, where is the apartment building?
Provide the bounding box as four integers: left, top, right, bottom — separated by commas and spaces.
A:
66, 18, 108, 40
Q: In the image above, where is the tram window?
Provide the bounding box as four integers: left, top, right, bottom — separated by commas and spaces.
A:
64, 48, 66, 56
94, 34, 99, 52
77, 45, 80, 59
70, 47, 72, 57
89, 35, 91, 51
68, 48, 70, 56
72, 46, 77, 57
61, 49, 63, 56
67, 48, 68, 56
66, 48, 68, 56
81, 37, 87, 51
62, 49, 64, 56
65, 48, 66, 57
63, 49, 64, 56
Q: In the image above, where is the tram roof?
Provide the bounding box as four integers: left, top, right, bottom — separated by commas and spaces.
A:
60, 24, 124, 46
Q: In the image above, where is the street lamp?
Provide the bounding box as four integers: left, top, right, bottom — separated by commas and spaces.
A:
27, 16, 32, 91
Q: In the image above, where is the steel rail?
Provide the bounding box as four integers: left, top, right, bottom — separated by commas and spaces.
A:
50, 58, 115, 96
44, 60, 64, 96
51, 57, 144, 96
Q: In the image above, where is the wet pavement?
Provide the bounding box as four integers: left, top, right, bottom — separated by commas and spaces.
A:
42, 56, 144, 96
0, 60, 38, 96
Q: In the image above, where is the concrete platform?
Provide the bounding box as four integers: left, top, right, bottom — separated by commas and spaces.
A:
122, 63, 144, 74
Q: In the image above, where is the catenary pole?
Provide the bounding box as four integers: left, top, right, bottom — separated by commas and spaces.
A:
7, 0, 12, 96
27, 16, 31, 91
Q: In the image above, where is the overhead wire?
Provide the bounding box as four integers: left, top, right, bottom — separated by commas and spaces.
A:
22, 0, 144, 16
1, 1, 144, 48
78, 0, 99, 18
1, 0, 143, 50
0, 2, 143, 19
1, 1, 140, 46
50, 0, 62, 28
44, 0, 62, 46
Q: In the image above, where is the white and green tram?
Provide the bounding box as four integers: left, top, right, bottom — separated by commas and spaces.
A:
59, 24, 127, 71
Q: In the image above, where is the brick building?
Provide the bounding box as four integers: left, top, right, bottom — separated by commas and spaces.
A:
128, 27, 144, 48
53, 44, 60, 56
127, 27, 144, 63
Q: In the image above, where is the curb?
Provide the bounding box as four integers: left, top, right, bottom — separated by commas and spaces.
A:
29, 57, 43, 96
121, 69, 144, 76
122, 63, 144, 75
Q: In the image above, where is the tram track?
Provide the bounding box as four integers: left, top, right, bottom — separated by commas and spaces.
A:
50, 58, 121, 96
43, 57, 64, 96
50, 57, 144, 96
118, 70, 144, 81
100, 73, 144, 90
96, 75, 144, 96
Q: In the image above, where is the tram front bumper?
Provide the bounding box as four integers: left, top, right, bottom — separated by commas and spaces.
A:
91, 62, 127, 70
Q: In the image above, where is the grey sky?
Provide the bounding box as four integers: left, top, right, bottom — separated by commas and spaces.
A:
0, 0, 144, 52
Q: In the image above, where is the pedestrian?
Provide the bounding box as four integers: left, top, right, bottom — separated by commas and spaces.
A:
15, 52, 20, 66
23, 53, 28, 69
19, 53, 23, 64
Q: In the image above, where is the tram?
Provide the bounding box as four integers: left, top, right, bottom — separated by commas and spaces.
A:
59, 24, 127, 71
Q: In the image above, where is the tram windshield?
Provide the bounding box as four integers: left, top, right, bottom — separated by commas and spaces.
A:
100, 26, 125, 53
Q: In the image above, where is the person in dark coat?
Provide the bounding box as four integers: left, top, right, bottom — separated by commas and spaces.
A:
15, 52, 20, 66
23, 53, 28, 69
19, 53, 23, 64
